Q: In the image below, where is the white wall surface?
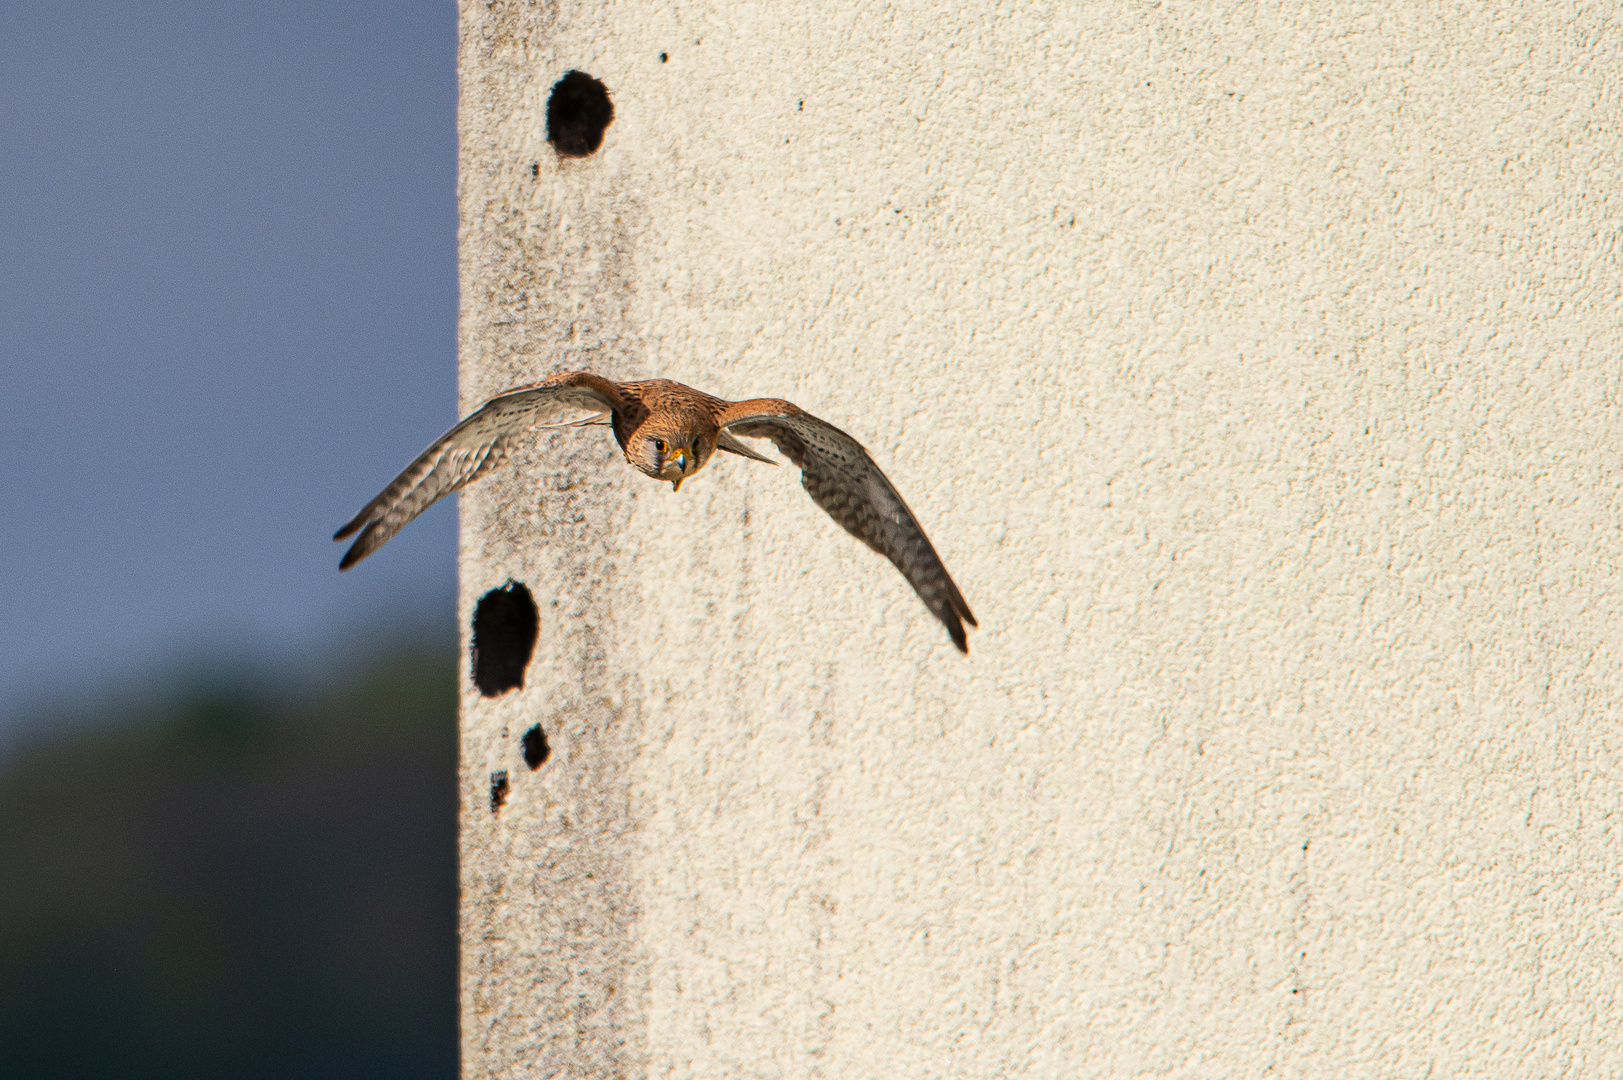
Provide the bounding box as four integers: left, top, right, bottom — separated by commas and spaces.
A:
456, 2, 1622, 1076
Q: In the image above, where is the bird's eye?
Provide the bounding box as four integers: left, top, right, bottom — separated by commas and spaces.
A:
654, 438, 667, 454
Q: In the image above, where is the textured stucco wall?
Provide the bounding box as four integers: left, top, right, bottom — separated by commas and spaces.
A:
456, 2, 1622, 1076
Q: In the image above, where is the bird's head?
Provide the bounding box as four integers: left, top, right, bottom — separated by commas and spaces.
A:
633, 428, 709, 491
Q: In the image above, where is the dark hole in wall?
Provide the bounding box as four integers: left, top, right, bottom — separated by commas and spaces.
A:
547, 70, 614, 157
489, 770, 509, 812
521, 725, 550, 770
471, 582, 538, 697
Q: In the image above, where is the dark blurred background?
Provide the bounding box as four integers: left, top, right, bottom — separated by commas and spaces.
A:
1, 1, 461, 1075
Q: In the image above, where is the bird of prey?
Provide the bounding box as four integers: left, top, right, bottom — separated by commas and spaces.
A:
335, 371, 977, 652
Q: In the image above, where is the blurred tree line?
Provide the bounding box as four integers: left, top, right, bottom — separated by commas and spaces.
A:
0, 632, 459, 1079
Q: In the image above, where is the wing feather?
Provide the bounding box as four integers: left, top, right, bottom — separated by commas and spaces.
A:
718, 401, 977, 653
334, 372, 622, 569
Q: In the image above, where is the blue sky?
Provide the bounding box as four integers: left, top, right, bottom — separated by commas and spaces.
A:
1, 1, 460, 730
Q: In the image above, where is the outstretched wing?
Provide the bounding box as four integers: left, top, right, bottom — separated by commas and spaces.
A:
718, 400, 977, 653
334, 372, 624, 570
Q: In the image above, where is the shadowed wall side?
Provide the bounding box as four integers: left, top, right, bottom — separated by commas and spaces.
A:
457, 9, 651, 1075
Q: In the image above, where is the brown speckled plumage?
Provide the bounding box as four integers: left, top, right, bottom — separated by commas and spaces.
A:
335, 371, 977, 652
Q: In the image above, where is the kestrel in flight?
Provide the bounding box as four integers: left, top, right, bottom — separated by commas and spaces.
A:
335, 371, 978, 652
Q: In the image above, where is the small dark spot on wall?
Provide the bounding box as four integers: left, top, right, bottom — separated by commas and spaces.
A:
547, 70, 614, 157
531, 162, 539, 178
659, 52, 668, 63
521, 725, 550, 770
489, 770, 510, 812
798, 100, 803, 111
471, 581, 539, 697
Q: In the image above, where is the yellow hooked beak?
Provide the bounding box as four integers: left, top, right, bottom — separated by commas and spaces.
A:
670, 447, 688, 491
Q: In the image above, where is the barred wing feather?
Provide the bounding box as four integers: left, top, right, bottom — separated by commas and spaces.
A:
333, 377, 618, 569
720, 404, 977, 652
